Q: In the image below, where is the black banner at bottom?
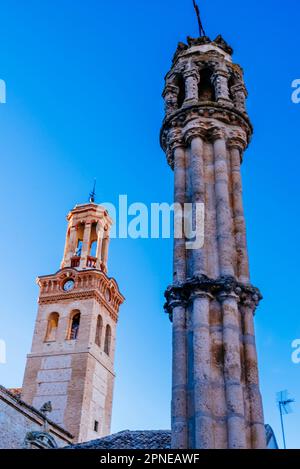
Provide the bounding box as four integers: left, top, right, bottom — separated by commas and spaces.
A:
0, 449, 299, 466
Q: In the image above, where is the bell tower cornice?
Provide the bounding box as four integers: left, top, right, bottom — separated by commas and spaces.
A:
37, 268, 124, 323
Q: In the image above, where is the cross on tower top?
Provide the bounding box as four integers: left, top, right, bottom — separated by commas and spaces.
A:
192, 0, 206, 37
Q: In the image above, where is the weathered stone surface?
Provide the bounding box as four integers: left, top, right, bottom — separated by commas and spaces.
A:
161, 36, 266, 449
0, 385, 72, 449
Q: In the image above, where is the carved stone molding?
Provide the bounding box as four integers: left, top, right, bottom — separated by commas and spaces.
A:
160, 103, 253, 155
184, 126, 207, 145
209, 126, 227, 141
164, 275, 262, 320
37, 267, 124, 321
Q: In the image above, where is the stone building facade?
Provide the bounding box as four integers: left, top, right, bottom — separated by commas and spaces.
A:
0, 386, 72, 448
161, 35, 266, 449
21, 202, 124, 443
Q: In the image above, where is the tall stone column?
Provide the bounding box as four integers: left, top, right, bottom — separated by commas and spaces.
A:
241, 296, 266, 449
229, 138, 250, 284
162, 35, 266, 449
220, 292, 247, 448
171, 298, 188, 449
173, 141, 187, 282
192, 291, 213, 448
212, 129, 235, 277
186, 131, 206, 276
170, 134, 188, 448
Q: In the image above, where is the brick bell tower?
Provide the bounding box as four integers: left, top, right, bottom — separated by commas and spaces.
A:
161, 35, 266, 449
22, 200, 124, 443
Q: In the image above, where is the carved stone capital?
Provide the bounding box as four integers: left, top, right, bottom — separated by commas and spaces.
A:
164, 284, 188, 320
167, 128, 184, 152
184, 126, 206, 145
165, 275, 262, 321
209, 126, 227, 141
211, 69, 229, 82
231, 82, 247, 96
227, 137, 246, 152
183, 67, 200, 82
190, 289, 214, 302
162, 83, 179, 99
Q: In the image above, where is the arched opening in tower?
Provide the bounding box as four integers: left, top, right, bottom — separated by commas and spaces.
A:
176, 74, 186, 108
228, 75, 235, 102
198, 69, 215, 102
45, 312, 59, 342
68, 311, 81, 340
104, 324, 112, 356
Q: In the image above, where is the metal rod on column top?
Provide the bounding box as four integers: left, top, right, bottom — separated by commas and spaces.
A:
192, 0, 206, 37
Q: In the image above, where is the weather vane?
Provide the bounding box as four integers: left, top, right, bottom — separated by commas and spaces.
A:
89, 179, 96, 203
192, 0, 206, 37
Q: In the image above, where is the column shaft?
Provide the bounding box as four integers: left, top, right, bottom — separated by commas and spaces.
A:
173, 146, 186, 282
63, 226, 77, 267
221, 295, 247, 448
184, 72, 199, 104
101, 235, 110, 273
190, 136, 206, 276
171, 304, 188, 449
80, 222, 92, 269
192, 294, 213, 448
96, 225, 105, 270
242, 304, 266, 448
213, 137, 235, 277
230, 146, 250, 283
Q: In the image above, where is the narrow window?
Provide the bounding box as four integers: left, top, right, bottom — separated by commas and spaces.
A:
176, 75, 186, 108
95, 315, 103, 347
94, 421, 99, 432
68, 311, 81, 340
45, 313, 59, 342
104, 324, 112, 356
198, 68, 215, 102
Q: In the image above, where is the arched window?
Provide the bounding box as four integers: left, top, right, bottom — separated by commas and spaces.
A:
68, 311, 81, 340
45, 313, 59, 342
95, 315, 103, 347
198, 69, 215, 102
104, 324, 112, 356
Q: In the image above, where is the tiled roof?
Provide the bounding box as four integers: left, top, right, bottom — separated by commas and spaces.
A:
67, 430, 171, 449
67, 425, 277, 450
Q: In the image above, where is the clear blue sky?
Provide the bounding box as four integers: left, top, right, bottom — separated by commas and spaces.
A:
0, 0, 299, 449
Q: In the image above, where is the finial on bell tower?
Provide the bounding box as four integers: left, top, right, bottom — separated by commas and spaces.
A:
192, 0, 206, 37
89, 179, 96, 203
